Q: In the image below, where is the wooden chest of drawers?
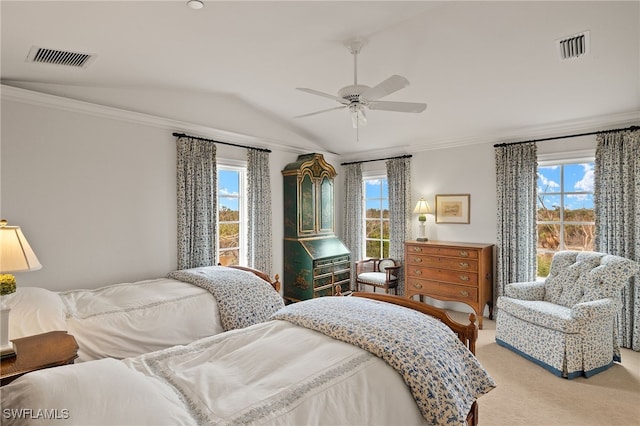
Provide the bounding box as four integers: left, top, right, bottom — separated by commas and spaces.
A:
404, 240, 494, 329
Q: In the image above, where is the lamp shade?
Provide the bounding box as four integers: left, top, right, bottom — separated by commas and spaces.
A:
0, 220, 42, 273
413, 198, 432, 215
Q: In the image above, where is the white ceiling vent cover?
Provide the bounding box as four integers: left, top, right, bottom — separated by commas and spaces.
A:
26, 46, 96, 68
557, 31, 590, 60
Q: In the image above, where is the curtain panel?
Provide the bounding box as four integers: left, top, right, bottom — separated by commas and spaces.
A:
176, 137, 217, 270
595, 129, 640, 351
247, 149, 273, 277
386, 157, 411, 295
343, 163, 363, 290
495, 142, 538, 306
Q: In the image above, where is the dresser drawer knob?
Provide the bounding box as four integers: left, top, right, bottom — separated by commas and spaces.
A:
412, 246, 423, 252
413, 257, 423, 263
459, 250, 469, 258
413, 282, 423, 289
414, 269, 422, 275
459, 275, 470, 281
460, 290, 469, 297
459, 262, 469, 268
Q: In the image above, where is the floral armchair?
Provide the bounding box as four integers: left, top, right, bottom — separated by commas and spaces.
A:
495, 251, 639, 378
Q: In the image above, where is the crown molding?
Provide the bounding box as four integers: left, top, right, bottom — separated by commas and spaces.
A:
408, 111, 640, 153
335, 110, 640, 164
0, 84, 310, 155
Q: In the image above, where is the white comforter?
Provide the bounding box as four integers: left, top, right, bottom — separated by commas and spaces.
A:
1, 321, 425, 426
1, 297, 495, 426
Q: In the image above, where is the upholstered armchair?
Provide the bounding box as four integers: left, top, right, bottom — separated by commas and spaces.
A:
355, 258, 401, 294
495, 251, 639, 379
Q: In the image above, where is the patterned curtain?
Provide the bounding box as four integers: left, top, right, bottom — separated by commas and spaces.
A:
343, 163, 363, 290
247, 149, 273, 277
595, 129, 640, 351
386, 157, 412, 295
495, 143, 538, 306
176, 136, 217, 269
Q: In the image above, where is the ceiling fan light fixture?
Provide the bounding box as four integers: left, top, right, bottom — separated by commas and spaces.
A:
349, 105, 367, 128
187, 0, 204, 10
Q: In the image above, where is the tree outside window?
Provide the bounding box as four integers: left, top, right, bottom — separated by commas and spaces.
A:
537, 161, 595, 277
364, 176, 389, 259
218, 166, 246, 266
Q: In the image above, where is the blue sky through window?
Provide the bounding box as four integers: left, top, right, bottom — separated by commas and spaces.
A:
365, 178, 389, 212
537, 163, 594, 210
218, 169, 240, 210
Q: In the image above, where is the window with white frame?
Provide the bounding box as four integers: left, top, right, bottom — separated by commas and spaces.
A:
217, 163, 246, 266
536, 159, 595, 277
364, 175, 389, 259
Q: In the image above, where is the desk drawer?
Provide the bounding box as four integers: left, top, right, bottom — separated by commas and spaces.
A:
406, 278, 478, 303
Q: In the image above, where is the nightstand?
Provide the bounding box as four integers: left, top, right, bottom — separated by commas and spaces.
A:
0, 331, 78, 386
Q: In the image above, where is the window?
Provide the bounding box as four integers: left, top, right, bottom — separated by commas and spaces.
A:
217, 164, 246, 266
364, 176, 389, 258
537, 160, 595, 277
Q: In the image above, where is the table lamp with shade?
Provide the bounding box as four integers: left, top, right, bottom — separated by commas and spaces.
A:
413, 198, 432, 242
0, 219, 42, 358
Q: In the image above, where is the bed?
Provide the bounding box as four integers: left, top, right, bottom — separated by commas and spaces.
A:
0, 293, 495, 426
7, 265, 282, 362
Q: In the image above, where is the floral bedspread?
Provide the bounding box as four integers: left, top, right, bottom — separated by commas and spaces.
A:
168, 266, 284, 331
271, 296, 496, 425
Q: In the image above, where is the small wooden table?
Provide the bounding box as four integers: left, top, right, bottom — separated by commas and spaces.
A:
0, 331, 78, 386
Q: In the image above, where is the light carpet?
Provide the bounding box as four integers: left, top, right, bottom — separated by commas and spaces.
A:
445, 312, 640, 426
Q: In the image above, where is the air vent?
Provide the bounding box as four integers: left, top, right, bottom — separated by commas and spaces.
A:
26, 46, 96, 68
557, 31, 590, 60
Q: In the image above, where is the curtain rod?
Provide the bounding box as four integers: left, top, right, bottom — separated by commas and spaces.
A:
493, 125, 639, 148
172, 132, 272, 153
340, 154, 412, 166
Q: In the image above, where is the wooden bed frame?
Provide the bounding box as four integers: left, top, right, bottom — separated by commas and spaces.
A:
227, 265, 281, 292
351, 292, 480, 426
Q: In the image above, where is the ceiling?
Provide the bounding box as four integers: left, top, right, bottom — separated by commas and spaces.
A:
2, 1, 639, 159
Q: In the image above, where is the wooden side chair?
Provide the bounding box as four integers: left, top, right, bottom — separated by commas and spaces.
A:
355, 258, 401, 294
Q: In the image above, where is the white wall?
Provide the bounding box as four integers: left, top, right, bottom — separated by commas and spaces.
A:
410, 143, 497, 244
0, 86, 601, 302
1, 94, 301, 291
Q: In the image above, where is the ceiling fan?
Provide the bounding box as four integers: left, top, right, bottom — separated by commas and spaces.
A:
295, 40, 427, 131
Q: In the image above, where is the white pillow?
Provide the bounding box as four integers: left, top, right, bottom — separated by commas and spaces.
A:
7, 287, 68, 339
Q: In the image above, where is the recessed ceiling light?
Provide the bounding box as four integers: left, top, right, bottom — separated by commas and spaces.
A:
186, 0, 204, 10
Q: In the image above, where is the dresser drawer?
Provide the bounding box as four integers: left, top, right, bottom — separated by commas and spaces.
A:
407, 266, 478, 285
406, 278, 478, 303
406, 244, 478, 259
405, 254, 478, 272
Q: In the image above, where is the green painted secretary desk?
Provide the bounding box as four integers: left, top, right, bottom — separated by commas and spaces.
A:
282, 153, 351, 303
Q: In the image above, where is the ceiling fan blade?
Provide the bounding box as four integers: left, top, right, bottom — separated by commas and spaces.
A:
368, 101, 427, 113
296, 88, 349, 104
294, 105, 346, 119
360, 75, 410, 101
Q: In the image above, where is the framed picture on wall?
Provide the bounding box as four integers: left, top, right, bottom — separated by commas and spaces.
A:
435, 194, 470, 224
